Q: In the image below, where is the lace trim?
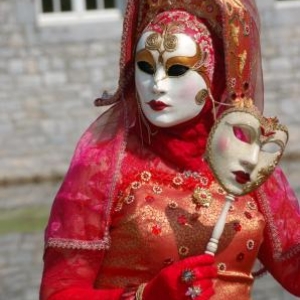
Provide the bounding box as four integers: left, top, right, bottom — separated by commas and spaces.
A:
46, 232, 111, 251
105, 95, 130, 224
256, 188, 282, 258
257, 188, 300, 261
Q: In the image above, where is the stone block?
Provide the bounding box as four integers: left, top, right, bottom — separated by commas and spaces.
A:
43, 72, 67, 87
15, 0, 35, 24
8, 32, 25, 48
16, 75, 42, 87
8, 58, 24, 74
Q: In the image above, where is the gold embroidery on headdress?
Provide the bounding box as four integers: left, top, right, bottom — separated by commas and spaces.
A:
146, 33, 163, 51
230, 23, 240, 45
145, 23, 180, 53
232, 97, 253, 109
238, 50, 247, 75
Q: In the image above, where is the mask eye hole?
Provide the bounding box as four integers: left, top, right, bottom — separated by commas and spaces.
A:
167, 64, 189, 77
233, 125, 255, 144
261, 141, 283, 153
137, 61, 155, 75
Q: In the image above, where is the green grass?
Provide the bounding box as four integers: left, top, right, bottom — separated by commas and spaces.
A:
0, 205, 50, 235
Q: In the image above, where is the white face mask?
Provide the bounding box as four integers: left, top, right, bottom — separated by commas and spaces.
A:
206, 108, 288, 195
135, 31, 208, 128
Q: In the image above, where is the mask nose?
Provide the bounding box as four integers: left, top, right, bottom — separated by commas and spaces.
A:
152, 65, 167, 95
241, 145, 260, 170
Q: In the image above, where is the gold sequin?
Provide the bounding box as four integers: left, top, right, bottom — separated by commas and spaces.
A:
217, 186, 226, 195
218, 262, 227, 272
132, 181, 142, 189
168, 201, 178, 209
172, 175, 184, 186
141, 171, 152, 182
200, 176, 209, 185
246, 239, 255, 251
247, 201, 257, 210
179, 246, 189, 256
192, 187, 212, 207
153, 185, 163, 194
124, 195, 135, 204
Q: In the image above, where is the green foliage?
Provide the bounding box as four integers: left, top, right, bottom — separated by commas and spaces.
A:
0, 206, 50, 235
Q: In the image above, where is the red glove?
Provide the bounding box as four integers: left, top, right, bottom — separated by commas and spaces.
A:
141, 254, 216, 300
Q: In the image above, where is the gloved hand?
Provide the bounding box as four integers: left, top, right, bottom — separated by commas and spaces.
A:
140, 254, 216, 300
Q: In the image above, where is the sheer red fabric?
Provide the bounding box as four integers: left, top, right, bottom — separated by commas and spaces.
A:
40, 248, 124, 300
256, 168, 300, 296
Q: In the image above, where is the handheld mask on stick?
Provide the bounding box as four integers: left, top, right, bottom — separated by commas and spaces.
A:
205, 103, 288, 255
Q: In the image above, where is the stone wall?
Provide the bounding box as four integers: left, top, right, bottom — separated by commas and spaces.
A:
258, 0, 300, 195
0, 0, 122, 184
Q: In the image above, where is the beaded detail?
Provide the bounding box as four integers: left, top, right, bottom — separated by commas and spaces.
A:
218, 262, 227, 272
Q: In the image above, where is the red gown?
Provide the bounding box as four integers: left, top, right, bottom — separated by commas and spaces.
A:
40, 131, 300, 300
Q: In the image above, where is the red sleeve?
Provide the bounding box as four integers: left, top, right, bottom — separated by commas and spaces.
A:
255, 168, 300, 296
258, 241, 300, 297
40, 247, 124, 300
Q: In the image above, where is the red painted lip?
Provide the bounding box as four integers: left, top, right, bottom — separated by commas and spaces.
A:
232, 171, 251, 184
147, 100, 170, 111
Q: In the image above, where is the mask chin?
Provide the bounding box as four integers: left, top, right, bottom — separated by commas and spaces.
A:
139, 96, 214, 131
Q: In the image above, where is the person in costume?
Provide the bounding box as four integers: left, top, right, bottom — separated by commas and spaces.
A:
40, 1, 300, 299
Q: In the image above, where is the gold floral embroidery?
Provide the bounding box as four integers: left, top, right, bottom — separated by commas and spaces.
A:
132, 181, 142, 189
179, 245, 189, 256
192, 187, 212, 208
141, 171, 152, 182
173, 175, 184, 186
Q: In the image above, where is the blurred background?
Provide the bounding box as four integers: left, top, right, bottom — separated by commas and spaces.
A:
0, 0, 299, 299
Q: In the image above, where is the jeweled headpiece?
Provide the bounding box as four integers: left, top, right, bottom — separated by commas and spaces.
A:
140, 10, 216, 86
95, 0, 263, 113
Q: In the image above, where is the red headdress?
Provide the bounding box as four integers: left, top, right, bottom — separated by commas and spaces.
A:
95, 0, 264, 111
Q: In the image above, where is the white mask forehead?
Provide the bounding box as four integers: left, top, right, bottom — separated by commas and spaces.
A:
224, 111, 260, 130
136, 31, 197, 60
136, 31, 152, 52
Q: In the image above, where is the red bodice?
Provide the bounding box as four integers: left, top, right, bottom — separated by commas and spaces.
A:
95, 165, 265, 300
